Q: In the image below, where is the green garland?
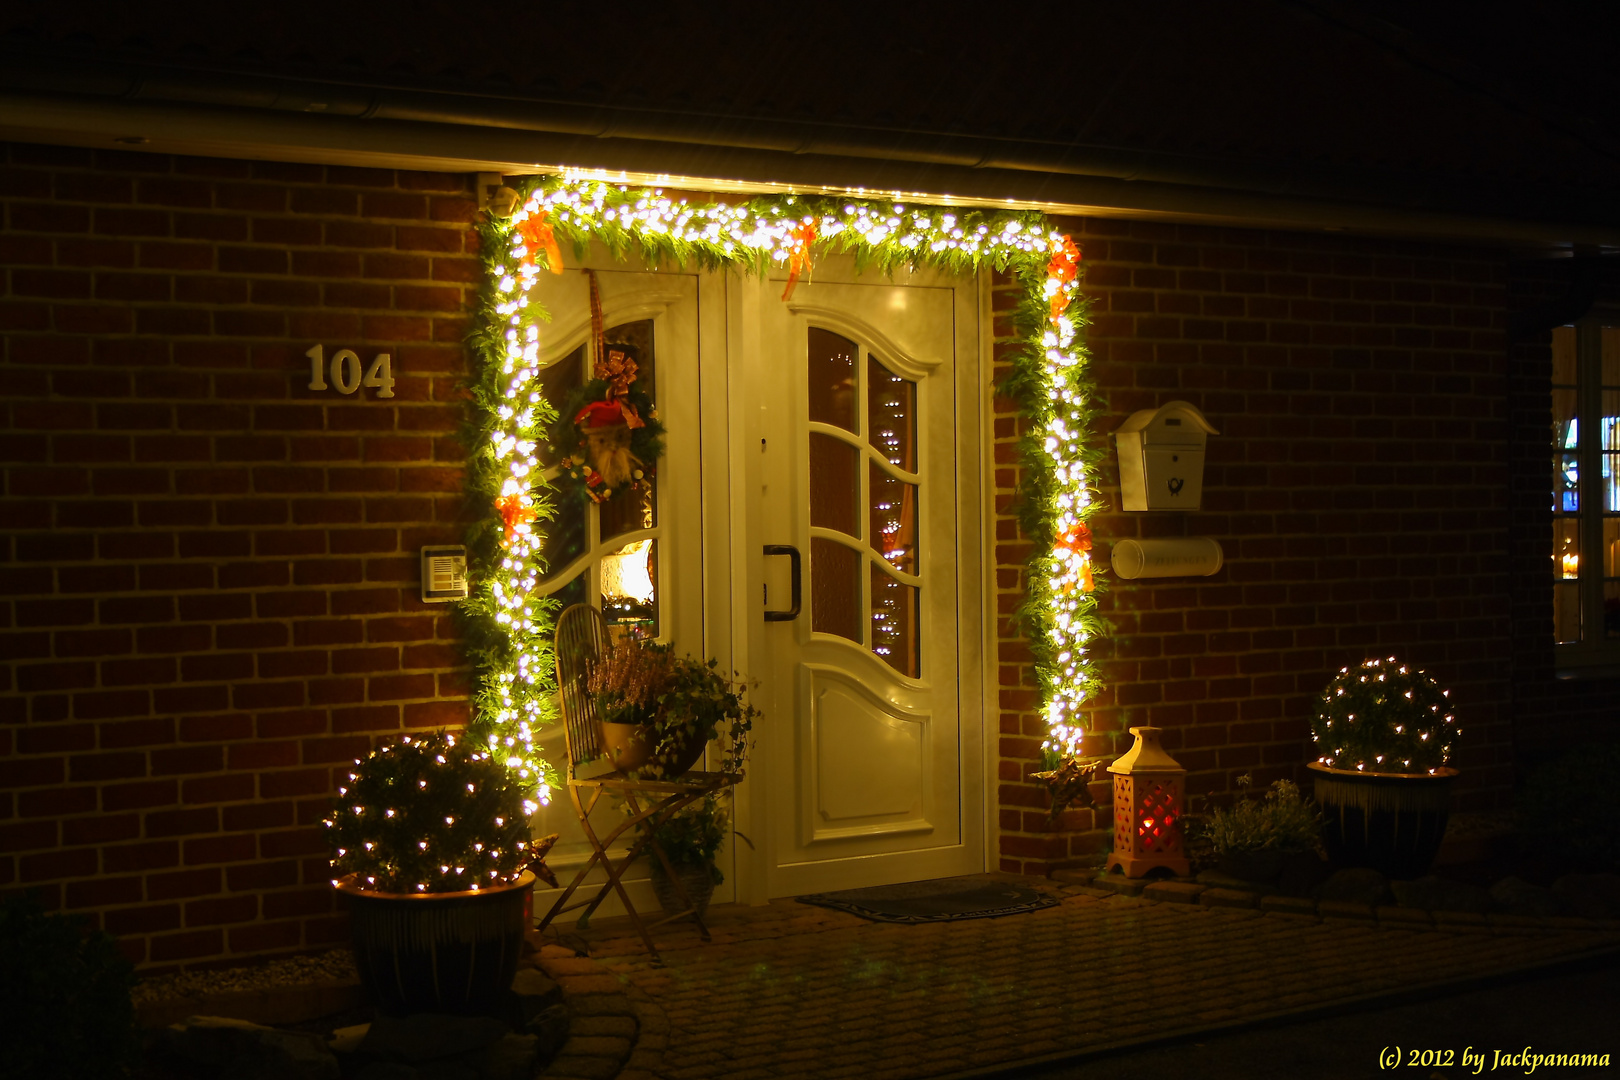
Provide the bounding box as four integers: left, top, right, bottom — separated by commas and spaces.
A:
461, 176, 1106, 805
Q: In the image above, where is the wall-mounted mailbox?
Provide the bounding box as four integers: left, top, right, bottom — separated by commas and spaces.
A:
1114, 400, 1218, 511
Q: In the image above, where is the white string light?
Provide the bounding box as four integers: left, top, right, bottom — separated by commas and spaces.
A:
479, 178, 1100, 798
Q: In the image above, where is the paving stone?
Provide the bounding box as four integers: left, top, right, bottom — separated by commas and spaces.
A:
568, 1015, 637, 1039
1316, 900, 1375, 921
543, 1056, 623, 1080
1259, 895, 1318, 917
1392, 876, 1498, 914
1142, 881, 1207, 904
1196, 870, 1274, 894
1199, 887, 1259, 910
559, 1035, 631, 1057
1091, 874, 1148, 897
1552, 873, 1620, 919
1431, 909, 1490, 927
537, 873, 1620, 1080
1376, 905, 1432, 927
1316, 868, 1392, 906
1049, 868, 1097, 885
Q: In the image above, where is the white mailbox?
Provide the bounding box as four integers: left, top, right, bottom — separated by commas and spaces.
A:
1114, 400, 1218, 511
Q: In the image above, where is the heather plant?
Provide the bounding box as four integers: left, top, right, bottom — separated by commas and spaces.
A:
588, 635, 676, 724
1201, 776, 1321, 855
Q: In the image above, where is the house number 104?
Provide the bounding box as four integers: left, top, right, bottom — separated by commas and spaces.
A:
305, 345, 396, 398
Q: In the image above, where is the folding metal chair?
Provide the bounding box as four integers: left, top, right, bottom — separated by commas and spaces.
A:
535, 603, 737, 962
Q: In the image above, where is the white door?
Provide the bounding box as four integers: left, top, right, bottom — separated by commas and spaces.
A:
748, 259, 986, 898
524, 250, 723, 918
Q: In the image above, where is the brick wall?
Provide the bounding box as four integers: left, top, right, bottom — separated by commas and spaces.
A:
992, 220, 1518, 874
0, 144, 476, 968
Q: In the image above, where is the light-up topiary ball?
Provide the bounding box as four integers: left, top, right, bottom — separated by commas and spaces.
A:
1311, 656, 1457, 775
325, 730, 537, 894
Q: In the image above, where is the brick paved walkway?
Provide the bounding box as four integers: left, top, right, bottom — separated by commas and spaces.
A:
538, 876, 1620, 1080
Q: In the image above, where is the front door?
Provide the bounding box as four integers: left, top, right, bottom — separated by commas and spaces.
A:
523, 249, 987, 913
749, 259, 987, 897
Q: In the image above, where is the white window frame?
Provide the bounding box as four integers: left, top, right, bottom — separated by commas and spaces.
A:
1553, 314, 1620, 668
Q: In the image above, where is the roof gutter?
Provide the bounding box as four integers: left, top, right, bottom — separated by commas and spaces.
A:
1, 54, 1615, 248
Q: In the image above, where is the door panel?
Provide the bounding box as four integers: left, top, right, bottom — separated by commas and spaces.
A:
756, 263, 980, 897
522, 251, 710, 920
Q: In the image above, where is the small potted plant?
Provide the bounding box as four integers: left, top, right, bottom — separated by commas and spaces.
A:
589, 635, 757, 777
645, 793, 752, 919
1198, 775, 1321, 882
325, 730, 547, 1016
1308, 656, 1459, 879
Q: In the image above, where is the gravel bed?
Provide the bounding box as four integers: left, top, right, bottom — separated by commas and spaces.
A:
132, 949, 358, 1007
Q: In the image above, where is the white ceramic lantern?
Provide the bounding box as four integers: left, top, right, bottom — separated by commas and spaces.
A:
1105, 726, 1190, 879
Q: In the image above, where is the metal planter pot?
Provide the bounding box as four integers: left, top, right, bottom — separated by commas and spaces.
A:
335, 870, 534, 1017
1308, 762, 1457, 880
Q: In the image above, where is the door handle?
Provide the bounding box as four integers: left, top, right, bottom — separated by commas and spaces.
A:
763, 545, 801, 621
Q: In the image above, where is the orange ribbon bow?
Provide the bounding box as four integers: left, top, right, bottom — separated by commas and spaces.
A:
780, 220, 818, 301
494, 493, 537, 547
1056, 523, 1092, 553
1047, 234, 1081, 325
516, 211, 564, 275
1056, 523, 1096, 593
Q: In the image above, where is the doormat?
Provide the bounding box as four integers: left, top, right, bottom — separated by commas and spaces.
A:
796, 875, 1059, 924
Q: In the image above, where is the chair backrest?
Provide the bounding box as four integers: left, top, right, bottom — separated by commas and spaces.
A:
554, 603, 608, 773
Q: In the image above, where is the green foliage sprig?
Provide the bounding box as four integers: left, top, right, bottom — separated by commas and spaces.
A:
0, 893, 139, 1080
325, 731, 535, 894
656, 656, 757, 778
648, 794, 734, 883
1312, 656, 1457, 774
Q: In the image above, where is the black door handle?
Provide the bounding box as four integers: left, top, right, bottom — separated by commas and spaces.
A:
763, 545, 801, 621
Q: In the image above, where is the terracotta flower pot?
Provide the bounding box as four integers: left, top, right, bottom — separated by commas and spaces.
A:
599, 720, 655, 773
335, 870, 534, 1017
599, 716, 708, 776
1308, 762, 1457, 880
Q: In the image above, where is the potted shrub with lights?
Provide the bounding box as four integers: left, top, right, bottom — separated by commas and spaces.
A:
325, 730, 541, 1016
1308, 656, 1459, 879
589, 635, 757, 777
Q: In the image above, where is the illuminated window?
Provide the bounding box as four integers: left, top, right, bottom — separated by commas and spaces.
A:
1552, 320, 1620, 662
806, 328, 922, 678
537, 320, 660, 634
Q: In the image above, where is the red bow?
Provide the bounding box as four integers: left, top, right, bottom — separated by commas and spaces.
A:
780, 220, 818, 301
1056, 523, 1092, 553
494, 493, 536, 547
516, 211, 564, 275
1056, 523, 1096, 593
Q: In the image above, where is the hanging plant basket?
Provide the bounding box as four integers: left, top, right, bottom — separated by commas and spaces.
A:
650, 861, 717, 920
1308, 762, 1457, 880
335, 871, 534, 1017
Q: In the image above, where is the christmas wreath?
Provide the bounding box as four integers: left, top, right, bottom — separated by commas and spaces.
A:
547, 341, 666, 505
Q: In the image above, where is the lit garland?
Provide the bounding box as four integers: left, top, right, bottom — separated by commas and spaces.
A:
464, 175, 1107, 803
